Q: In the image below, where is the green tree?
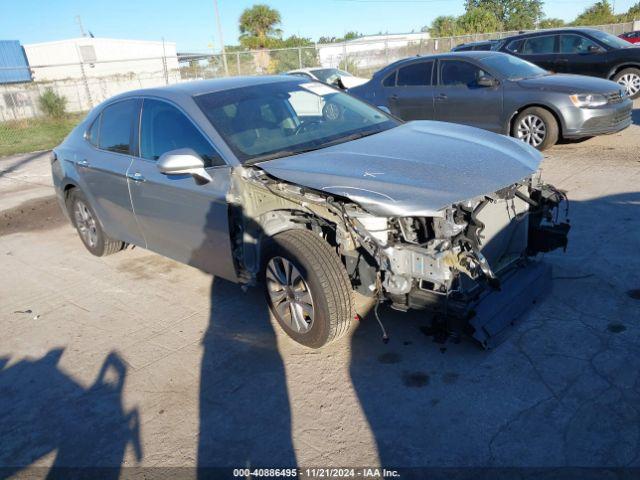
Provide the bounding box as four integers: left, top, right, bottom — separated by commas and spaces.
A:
38, 88, 67, 119
465, 0, 543, 30
538, 18, 565, 28
621, 1, 640, 21
428, 15, 461, 37
239, 4, 282, 48
572, 1, 616, 26
456, 7, 503, 33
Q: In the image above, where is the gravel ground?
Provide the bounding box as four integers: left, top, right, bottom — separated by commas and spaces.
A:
1, 106, 639, 478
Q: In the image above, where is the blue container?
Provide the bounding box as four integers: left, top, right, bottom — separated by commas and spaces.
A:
0, 40, 32, 84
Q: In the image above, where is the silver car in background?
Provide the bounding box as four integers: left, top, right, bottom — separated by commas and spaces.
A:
348, 51, 633, 150
52, 76, 570, 349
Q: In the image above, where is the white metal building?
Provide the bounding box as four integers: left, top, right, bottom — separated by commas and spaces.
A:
23, 37, 179, 81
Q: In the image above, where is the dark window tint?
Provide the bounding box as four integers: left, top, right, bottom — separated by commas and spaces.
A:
559, 34, 598, 53
397, 62, 432, 86
140, 99, 221, 167
86, 115, 101, 146
382, 71, 396, 87
440, 61, 485, 87
455, 45, 473, 51
522, 35, 556, 54
506, 39, 524, 53
98, 100, 136, 154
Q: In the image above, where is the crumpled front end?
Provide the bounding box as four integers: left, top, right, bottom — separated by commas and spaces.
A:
338, 176, 570, 347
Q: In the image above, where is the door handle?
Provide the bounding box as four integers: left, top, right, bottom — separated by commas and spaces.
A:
127, 172, 145, 182
390, 94, 399, 100
78, 159, 90, 167
436, 93, 448, 101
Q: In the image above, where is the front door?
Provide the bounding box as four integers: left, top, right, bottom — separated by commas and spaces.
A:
434, 59, 503, 132
555, 34, 609, 77
77, 99, 144, 246
127, 98, 237, 282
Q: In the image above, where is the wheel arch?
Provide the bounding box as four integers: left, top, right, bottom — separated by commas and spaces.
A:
508, 103, 564, 138
607, 63, 640, 80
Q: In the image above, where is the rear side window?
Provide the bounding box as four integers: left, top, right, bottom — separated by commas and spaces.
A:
140, 99, 222, 167
382, 71, 397, 87
98, 100, 136, 154
86, 115, 101, 146
397, 62, 433, 86
440, 61, 486, 87
522, 35, 556, 54
506, 39, 524, 53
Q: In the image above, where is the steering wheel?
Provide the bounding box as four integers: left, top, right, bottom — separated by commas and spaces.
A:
294, 120, 321, 136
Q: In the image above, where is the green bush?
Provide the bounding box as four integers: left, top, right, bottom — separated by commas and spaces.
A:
38, 88, 68, 119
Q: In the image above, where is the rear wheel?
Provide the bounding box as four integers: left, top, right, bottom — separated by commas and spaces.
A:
262, 229, 354, 348
512, 107, 559, 151
67, 189, 126, 257
613, 68, 640, 99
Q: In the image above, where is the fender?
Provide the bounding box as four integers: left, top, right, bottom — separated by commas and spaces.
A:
506, 103, 565, 136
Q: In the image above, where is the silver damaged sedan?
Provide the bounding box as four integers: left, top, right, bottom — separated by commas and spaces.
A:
52, 76, 570, 348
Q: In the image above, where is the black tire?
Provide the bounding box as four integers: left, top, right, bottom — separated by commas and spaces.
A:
262, 229, 354, 348
67, 189, 126, 257
512, 106, 559, 151
613, 67, 640, 99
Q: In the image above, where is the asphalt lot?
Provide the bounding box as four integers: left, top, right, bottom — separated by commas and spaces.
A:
1, 106, 639, 476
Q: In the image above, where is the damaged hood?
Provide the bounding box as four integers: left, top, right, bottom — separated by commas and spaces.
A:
258, 121, 542, 217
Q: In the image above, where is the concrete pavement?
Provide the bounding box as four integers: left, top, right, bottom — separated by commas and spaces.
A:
1, 115, 639, 477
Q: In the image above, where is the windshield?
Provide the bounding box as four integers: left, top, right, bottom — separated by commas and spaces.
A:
588, 29, 632, 49
482, 54, 548, 80
311, 68, 353, 83
195, 80, 399, 164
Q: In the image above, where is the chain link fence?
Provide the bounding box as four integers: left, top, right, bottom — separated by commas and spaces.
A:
0, 21, 636, 156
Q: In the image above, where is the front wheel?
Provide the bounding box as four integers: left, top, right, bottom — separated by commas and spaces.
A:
613, 68, 640, 99
512, 107, 559, 151
262, 229, 354, 349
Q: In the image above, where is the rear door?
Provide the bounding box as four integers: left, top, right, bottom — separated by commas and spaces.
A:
127, 98, 237, 281
78, 99, 144, 245
381, 61, 435, 120
556, 33, 609, 77
505, 34, 559, 71
434, 59, 503, 132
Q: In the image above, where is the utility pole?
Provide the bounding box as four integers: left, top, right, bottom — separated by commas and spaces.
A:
75, 15, 87, 37
213, 0, 229, 76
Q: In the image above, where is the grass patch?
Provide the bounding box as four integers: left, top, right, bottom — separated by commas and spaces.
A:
0, 113, 86, 157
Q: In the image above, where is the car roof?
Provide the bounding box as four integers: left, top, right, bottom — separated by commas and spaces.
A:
375, 50, 507, 75
107, 75, 302, 103
500, 27, 609, 42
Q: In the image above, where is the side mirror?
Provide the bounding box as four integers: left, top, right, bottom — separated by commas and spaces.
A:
477, 75, 498, 88
157, 148, 212, 185
588, 45, 604, 54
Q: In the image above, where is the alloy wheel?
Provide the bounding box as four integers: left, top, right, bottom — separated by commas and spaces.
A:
516, 114, 547, 147
266, 256, 314, 334
74, 200, 98, 248
617, 73, 640, 97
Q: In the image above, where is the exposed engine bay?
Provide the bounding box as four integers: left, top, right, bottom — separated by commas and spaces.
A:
229, 165, 570, 346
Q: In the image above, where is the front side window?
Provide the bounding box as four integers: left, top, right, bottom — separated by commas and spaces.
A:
98, 100, 136, 154
140, 99, 221, 167
440, 61, 487, 87
506, 39, 524, 53
559, 34, 599, 53
481, 54, 548, 80
195, 81, 399, 164
397, 62, 433, 86
522, 35, 557, 54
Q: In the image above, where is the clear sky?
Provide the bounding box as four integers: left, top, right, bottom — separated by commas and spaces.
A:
1, 0, 638, 52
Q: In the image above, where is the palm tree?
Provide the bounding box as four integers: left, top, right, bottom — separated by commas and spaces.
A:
239, 4, 282, 49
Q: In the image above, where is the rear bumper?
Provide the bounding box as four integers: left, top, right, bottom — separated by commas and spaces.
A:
408, 260, 552, 348
562, 100, 633, 138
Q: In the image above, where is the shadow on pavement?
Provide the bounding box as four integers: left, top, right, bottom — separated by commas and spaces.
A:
0, 349, 141, 479
0, 151, 48, 178
197, 278, 296, 471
